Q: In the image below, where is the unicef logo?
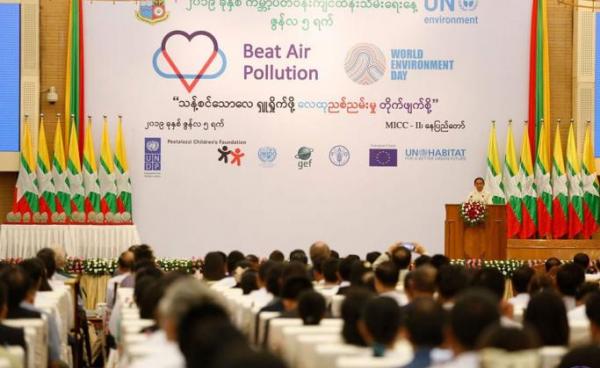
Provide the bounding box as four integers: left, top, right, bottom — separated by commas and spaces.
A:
344, 43, 386, 85
145, 139, 160, 152
329, 145, 350, 166
459, 0, 478, 11
258, 147, 277, 163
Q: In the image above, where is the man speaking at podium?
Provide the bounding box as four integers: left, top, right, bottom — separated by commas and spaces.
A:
466, 177, 493, 204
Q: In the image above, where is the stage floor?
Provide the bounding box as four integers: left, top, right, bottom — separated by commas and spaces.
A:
507, 239, 600, 260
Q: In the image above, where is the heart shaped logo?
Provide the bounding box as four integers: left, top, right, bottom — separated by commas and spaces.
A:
161, 30, 219, 93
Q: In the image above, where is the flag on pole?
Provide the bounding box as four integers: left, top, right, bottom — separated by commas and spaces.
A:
36, 114, 56, 223
82, 117, 101, 222
67, 114, 85, 222
566, 121, 584, 238
582, 122, 600, 238
535, 119, 552, 237
65, 0, 85, 154
485, 122, 505, 204
552, 121, 568, 238
52, 115, 70, 222
114, 116, 133, 222
502, 121, 521, 238
11, 117, 39, 223
519, 123, 537, 239
99, 116, 118, 220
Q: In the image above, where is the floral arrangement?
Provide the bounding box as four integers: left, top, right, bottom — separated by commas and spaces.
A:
450, 259, 547, 277
460, 201, 487, 226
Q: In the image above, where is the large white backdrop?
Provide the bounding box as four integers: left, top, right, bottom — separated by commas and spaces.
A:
85, 0, 531, 257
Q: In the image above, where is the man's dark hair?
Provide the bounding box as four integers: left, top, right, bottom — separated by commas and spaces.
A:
477, 325, 540, 351
339, 257, 359, 282
391, 247, 411, 270
430, 254, 450, 270
265, 263, 284, 296
374, 261, 399, 287
573, 253, 590, 270
19, 258, 48, 291
474, 177, 484, 185
280, 276, 313, 300
405, 266, 437, 295
289, 249, 308, 265
528, 274, 554, 294
245, 254, 259, 266
349, 261, 373, 288
544, 257, 562, 272
556, 263, 585, 297
362, 297, 402, 347
36, 248, 57, 279
0, 266, 32, 307
414, 255, 432, 268
558, 345, 600, 368
204, 252, 226, 281
227, 251, 245, 275
268, 250, 285, 262
258, 261, 275, 284
322, 258, 340, 283
298, 290, 326, 325
330, 250, 340, 259
133, 244, 154, 263
436, 265, 469, 300
404, 297, 444, 347
576, 281, 599, 302
366, 252, 381, 265
524, 290, 569, 346
136, 276, 165, 320
450, 289, 500, 350
117, 251, 133, 270
511, 266, 535, 294
471, 268, 505, 300
240, 270, 258, 295
282, 261, 309, 281
341, 289, 374, 346
585, 290, 600, 327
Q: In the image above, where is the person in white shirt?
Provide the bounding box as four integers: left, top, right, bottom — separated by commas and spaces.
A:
316, 258, 341, 297
374, 262, 407, 306
466, 177, 493, 204
248, 261, 274, 309
106, 250, 134, 308
507, 266, 534, 311
585, 291, 600, 344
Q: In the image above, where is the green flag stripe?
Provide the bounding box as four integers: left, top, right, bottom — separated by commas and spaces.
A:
52, 158, 64, 174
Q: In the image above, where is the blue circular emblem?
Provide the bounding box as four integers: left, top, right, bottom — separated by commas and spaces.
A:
459, 0, 478, 11
258, 147, 277, 163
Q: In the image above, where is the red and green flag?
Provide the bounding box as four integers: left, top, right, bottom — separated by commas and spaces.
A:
519, 123, 537, 239
485, 123, 505, 204
566, 122, 584, 238
114, 116, 133, 221
502, 122, 521, 238
581, 122, 600, 238
52, 117, 70, 220
11, 118, 39, 223
99, 117, 118, 218
67, 115, 85, 222
551, 122, 568, 238
36, 115, 56, 223
65, 0, 85, 155
82, 118, 101, 221
535, 119, 552, 237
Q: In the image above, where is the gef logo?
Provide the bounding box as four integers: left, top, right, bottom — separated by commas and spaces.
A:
144, 137, 161, 171
424, 0, 478, 11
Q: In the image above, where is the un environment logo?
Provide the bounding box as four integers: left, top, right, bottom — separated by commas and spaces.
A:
459, 0, 478, 11
344, 43, 386, 85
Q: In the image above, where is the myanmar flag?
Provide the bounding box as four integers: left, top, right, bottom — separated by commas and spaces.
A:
552, 122, 568, 239
582, 123, 600, 238
485, 123, 505, 204
566, 122, 584, 238
99, 117, 118, 219
519, 123, 537, 239
114, 116, 133, 222
502, 122, 521, 238
535, 119, 552, 237
52, 118, 70, 220
13, 119, 39, 223
36, 115, 56, 223
67, 115, 85, 222
82, 118, 101, 222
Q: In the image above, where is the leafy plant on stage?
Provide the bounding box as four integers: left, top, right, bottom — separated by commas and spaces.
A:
460, 201, 487, 226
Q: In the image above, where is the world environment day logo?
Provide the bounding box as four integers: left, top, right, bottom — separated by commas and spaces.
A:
152, 30, 227, 93
344, 43, 386, 85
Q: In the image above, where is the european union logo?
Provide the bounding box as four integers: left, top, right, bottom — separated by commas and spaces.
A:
369, 149, 397, 167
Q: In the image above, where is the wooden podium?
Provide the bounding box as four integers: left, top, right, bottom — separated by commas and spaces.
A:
444, 204, 507, 260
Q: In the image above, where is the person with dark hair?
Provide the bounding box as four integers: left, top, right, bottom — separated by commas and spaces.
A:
297, 290, 326, 325
341, 289, 374, 346
120, 244, 156, 288
337, 256, 359, 292
106, 250, 134, 308
573, 252, 590, 271
524, 290, 569, 346
249, 261, 275, 309
568, 281, 600, 324
312, 258, 324, 283
348, 261, 373, 290
508, 266, 534, 310
443, 289, 501, 367
36, 247, 57, 280
374, 261, 406, 306
558, 344, 600, 368
203, 251, 227, 284
330, 250, 340, 259
245, 254, 260, 270
401, 297, 445, 368
467, 176, 492, 204
289, 249, 308, 265
227, 250, 245, 276
20, 257, 52, 291
414, 255, 432, 268
544, 257, 561, 273
556, 263, 585, 310
269, 250, 285, 262
471, 268, 505, 301
391, 246, 412, 271
240, 270, 259, 295
476, 325, 540, 351
366, 251, 381, 265
359, 297, 402, 357
527, 274, 554, 295
0, 281, 26, 352
319, 258, 341, 296
430, 254, 451, 270
585, 290, 600, 344
404, 266, 436, 302
259, 263, 285, 313
0, 265, 39, 319
280, 276, 314, 316
436, 265, 469, 309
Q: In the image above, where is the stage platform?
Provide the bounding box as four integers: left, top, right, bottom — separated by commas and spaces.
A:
507, 239, 600, 260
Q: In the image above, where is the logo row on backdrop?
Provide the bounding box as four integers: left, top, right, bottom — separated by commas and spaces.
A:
144, 138, 467, 173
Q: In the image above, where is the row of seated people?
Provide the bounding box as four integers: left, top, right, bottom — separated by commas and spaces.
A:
105, 242, 600, 368
0, 248, 76, 368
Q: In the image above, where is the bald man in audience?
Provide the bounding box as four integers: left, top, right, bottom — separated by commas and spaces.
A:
404, 266, 437, 302
106, 250, 134, 308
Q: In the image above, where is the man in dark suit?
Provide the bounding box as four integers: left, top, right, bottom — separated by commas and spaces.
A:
0, 279, 27, 351
0, 266, 41, 319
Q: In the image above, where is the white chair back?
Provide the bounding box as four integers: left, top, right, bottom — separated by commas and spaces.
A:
539, 346, 568, 368
3, 319, 47, 368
